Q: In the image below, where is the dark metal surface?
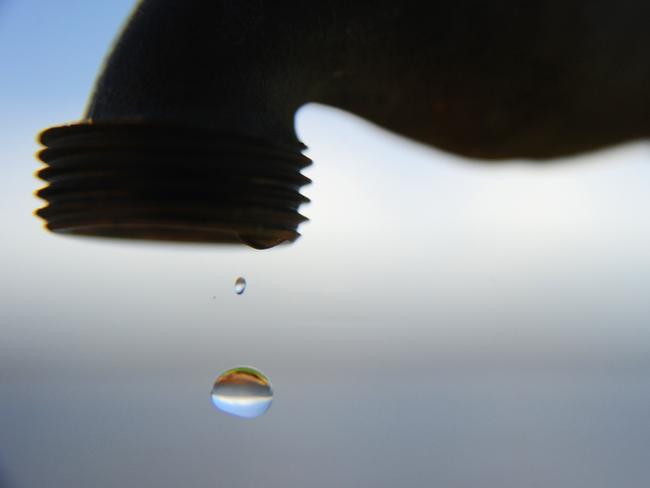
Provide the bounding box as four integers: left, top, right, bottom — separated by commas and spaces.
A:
36, 0, 650, 248
37, 123, 310, 248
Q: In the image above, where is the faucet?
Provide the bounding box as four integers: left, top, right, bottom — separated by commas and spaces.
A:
36, 0, 650, 249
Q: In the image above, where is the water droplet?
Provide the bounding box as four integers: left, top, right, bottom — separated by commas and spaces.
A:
234, 276, 246, 295
211, 366, 273, 419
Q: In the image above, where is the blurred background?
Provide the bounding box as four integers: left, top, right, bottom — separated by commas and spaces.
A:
1, 1, 650, 487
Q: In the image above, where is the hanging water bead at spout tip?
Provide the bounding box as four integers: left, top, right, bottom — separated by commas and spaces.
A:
234, 277, 246, 295
211, 366, 273, 419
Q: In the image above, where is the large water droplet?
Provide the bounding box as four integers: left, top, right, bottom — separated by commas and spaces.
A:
234, 277, 247, 295
211, 366, 273, 419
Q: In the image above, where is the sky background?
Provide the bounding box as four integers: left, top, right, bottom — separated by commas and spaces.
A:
1, 1, 650, 487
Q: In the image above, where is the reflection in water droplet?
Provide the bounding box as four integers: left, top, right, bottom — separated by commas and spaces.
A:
211, 366, 273, 419
234, 277, 247, 295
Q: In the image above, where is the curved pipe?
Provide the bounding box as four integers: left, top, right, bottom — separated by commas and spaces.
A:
37, 0, 650, 248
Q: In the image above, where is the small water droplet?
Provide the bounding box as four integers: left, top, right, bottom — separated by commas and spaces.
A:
234, 276, 246, 295
211, 366, 273, 418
